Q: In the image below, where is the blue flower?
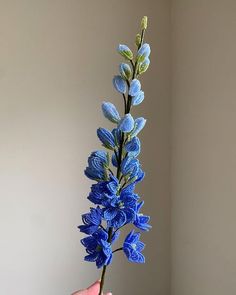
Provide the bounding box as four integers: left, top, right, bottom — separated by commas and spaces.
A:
121, 156, 145, 183
84, 151, 109, 181
113, 75, 126, 94
81, 229, 113, 268
125, 137, 141, 157
118, 114, 134, 133
132, 91, 144, 106
119, 63, 132, 80
130, 117, 147, 137
129, 79, 141, 97
88, 175, 119, 205
103, 188, 138, 228
78, 206, 102, 235
97, 128, 116, 150
137, 43, 151, 62
123, 230, 145, 263
121, 156, 140, 179
117, 44, 133, 60
102, 102, 121, 123
134, 201, 151, 231
136, 168, 145, 183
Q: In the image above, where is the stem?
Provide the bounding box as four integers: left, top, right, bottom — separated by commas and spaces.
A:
112, 247, 123, 253
99, 28, 145, 294
99, 227, 113, 295
99, 265, 107, 295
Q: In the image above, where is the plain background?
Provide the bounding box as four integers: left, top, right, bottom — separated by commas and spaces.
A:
0, 1, 236, 295
0, 1, 171, 294
171, 1, 236, 295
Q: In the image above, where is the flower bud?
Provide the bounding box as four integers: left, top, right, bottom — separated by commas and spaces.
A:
102, 102, 121, 123
137, 43, 151, 62
141, 16, 148, 30
119, 63, 132, 80
97, 128, 116, 150
130, 117, 147, 137
129, 79, 141, 97
132, 91, 144, 106
118, 114, 135, 133
113, 75, 127, 94
139, 57, 150, 75
125, 136, 141, 156
117, 44, 133, 60
135, 34, 141, 47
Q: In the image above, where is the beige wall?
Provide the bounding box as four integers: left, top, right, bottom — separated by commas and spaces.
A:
0, 1, 171, 294
2, 1, 235, 294
171, 1, 236, 294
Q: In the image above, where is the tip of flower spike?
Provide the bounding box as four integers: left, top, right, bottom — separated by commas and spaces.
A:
141, 16, 148, 30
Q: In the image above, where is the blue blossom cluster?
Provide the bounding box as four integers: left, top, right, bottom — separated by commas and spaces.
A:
79, 16, 151, 271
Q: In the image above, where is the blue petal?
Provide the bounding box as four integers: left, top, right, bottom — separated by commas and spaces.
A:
132, 91, 144, 106
78, 224, 98, 235
102, 102, 121, 123
118, 114, 134, 133
111, 210, 127, 228
97, 128, 116, 149
129, 79, 141, 97
130, 117, 147, 137
125, 137, 141, 156
103, 208, 118, 220
84, 252, 98, 262
113, 75, 126, 94
93, 229, 108, 242
137, 43, 151, 60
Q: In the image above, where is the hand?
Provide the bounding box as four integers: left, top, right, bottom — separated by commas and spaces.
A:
72, 281, 112, 295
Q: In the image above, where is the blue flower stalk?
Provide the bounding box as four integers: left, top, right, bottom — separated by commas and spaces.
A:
78, 16, 151, 295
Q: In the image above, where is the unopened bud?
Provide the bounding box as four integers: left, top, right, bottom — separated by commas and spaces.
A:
141, 16, 148, 30
135, 34, 141, 47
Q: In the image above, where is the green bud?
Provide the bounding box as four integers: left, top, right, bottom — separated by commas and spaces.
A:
141, 16, 148, 30
117, 45, 133, 60
138, 58, 150, 75
119, 63, 132, 80
135, 34, 141, 47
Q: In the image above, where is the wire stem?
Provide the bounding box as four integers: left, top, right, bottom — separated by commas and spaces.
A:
99, 26, 146, 295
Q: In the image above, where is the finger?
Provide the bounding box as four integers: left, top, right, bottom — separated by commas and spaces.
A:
71, 291, 86, 295
105, 293, 112, 295
86, 281, 100, 295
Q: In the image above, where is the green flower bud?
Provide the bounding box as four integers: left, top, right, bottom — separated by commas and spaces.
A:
119, 63, 132, 80
141, 16, 148, 30
138, 58, 150, 75
117, 44, 133, 60
135, 34, 141, 47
